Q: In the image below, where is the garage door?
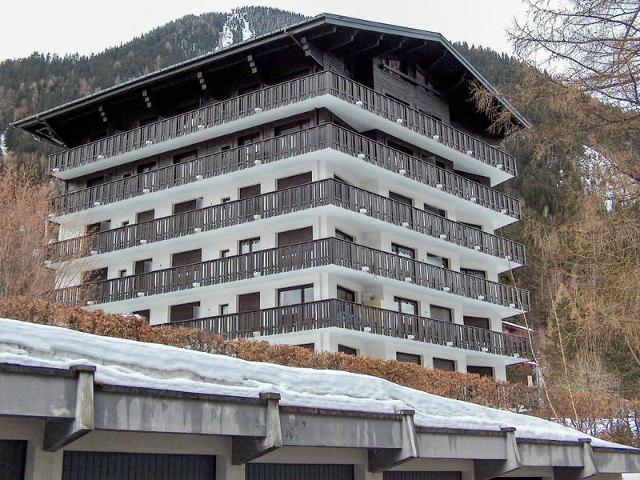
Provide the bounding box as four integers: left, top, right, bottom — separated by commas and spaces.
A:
61, 451, 215, 480
246, 463, 354, 480
384, 472, 462, 480
0, 440, 27, 480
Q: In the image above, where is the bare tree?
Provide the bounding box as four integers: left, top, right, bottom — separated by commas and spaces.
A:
0, 160, 55, 299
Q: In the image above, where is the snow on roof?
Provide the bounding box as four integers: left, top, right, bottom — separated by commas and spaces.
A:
0, 318, 625, 449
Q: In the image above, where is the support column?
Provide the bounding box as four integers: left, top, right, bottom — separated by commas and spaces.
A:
43, 365, 95, 452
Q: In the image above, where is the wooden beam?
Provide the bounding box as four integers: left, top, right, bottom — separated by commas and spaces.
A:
368, 409, 419, 472
380, 38, 406, 57
346, 35, 384, 57
232, 392, 282, 464
43, 365, 95, 452
327, 31, 358, 52
246, 55, 258, 75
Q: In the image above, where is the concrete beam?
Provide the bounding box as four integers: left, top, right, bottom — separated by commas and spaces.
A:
474, 427, 521, 480
43, 365, 95, 452
369, 409, 419, 472
555, 439, 599, 480
232, 392, 282, 464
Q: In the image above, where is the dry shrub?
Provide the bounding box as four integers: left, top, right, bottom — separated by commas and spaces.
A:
1, 296, 638, 446
0, 296, 534, 409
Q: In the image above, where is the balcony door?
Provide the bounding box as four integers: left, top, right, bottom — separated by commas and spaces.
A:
391, 242, 416, 281
239, 183, 261, 219
389, 191, 414, 227
278, 284, 314, 331
238, 292, 262, 336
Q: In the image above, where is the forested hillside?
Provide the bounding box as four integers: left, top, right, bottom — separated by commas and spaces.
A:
2, 5, 637, 399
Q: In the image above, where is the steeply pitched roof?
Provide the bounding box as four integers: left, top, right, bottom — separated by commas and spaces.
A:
13, 13, 529, 132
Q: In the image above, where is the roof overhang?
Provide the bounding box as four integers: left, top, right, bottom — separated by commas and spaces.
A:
12, 13, 530, 145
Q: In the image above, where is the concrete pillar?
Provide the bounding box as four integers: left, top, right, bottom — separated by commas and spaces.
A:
355, 464, 383, 480
216, 455, 245, 480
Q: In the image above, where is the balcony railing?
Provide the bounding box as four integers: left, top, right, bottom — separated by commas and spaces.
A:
51, 123, 521, 219
168, 298, 532, 359
54, 237, 530, 310
48, 71, 517, 176
50, 179, 526, 265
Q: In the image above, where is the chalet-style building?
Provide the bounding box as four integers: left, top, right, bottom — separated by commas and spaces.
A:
15, 14, 532, 381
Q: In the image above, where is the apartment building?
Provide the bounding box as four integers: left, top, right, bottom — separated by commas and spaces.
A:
15, 14, 532, 380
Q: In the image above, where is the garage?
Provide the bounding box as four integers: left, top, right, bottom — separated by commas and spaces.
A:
246, 463, 354, 480
61, 451, 215, 480
0, 440, 27, 480
383, 473, 462, 480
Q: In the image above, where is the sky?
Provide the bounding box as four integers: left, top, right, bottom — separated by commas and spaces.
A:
1, 0, 528, 61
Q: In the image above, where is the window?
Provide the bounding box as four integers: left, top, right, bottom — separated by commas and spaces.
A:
387, 140, 413, 156
220, 249, 230, 258
277, 227, 313, 247
338, 345, 357, 355
460, 222, 483, 230
82, 268, 108, 283
86, 175, 105, 188
219, 304, 229, 315
137, 161, 157, 175
86, 220, 111, 235
134, 258, 152, 275
172, 249, 202, 267
173, 149, 197, 164
392, 243, 416, 259
389, 191, 413, 206
467, 366, 494, 378
121, 220, 130, 227
427, 253, 450, 269
433, 358, 456, 371
464, 316, 490, 330
335, 229, 354, 242
132, 310, 150, 322
337, 286, 356, 303
276, 172, 312, 190
423, 203, 446, 218
239, 184, 261, 199
239, 237, 260, 254
118, 269, 127, 278
294, 343, 315, 351
461, 268, 487, 279
278, 284, 314, 306
173, 199, 198, 215
169, 302, 201, 323
136, 210, 154, 223
221, 197, 231, 203
396, 352, 421, 365
394, 296, 418, 315
430, 305, 453, 322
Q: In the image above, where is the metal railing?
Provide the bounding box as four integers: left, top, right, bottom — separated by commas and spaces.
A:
54, 237, 530, 310
168, 298, 532, 359
50, 179, 526, 264
51, 123, 521, 218
48, 71, 517, 176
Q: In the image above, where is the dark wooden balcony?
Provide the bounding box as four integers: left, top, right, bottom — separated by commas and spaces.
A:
48, 71, 517, 176
50, 179, 526, 265
54, 237, 530, 310
51, 124, 521, 219
168, 298, 533, 359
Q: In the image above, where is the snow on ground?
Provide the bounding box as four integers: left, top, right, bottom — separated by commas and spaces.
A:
216, 10, 253, 52
0, 132, 6, 156
0, 318, 630, 449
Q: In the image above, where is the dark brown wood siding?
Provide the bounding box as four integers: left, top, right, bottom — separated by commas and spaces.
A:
239, 184, 261, 199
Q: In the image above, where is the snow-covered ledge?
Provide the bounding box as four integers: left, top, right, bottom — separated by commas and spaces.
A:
0, 318, 638, 480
